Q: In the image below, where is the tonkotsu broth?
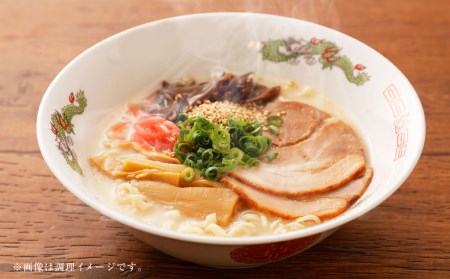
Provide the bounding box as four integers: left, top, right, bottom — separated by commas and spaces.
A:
87, 74, 370, 237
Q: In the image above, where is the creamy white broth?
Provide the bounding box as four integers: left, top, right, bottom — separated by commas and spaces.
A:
87, 75, 368, 237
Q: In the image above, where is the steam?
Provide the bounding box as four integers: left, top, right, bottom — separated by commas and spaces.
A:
139, 0, 342, 105
288, 0, 340, 29
163, 0, 340, 29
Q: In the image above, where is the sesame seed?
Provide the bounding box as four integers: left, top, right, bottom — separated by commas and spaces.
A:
186, 100, 269, 129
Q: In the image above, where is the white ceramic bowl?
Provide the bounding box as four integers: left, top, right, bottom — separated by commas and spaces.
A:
36, 13, 425, 268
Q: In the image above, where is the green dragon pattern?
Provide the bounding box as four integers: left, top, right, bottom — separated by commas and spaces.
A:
260, 37, 370, 86
50, 90, 87, 175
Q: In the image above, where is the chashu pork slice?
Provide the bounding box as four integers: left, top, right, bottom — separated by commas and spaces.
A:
230, 120, 366, 196
264, 101, 330, 147
264, 119, 365, 172
222, 168, 373, 220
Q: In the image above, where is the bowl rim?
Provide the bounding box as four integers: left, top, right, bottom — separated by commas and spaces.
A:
36, 12, 426, 246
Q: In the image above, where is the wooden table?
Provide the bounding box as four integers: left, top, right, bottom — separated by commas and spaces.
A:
1, 0, 449, 278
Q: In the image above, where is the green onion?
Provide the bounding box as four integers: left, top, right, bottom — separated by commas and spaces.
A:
205, 166, 220, 180
229, 147, 244, 161
268, 125, 280, 135
201, 148, 220, 162
184, 153, 198, 168
174, 142, 192, 161
178, 128, 188, 142
174, 116, 276, 180
246, 157, 261, 167
266, 150, 278, 161
217, 159, 236, 172
181, 167, 195, 182
267, 115, 283, 127
238, 135, 271, 157
193, 129, 211, 148
228, 118, 263, 145
196, 147, 206, 156
211, 126, 231, 154
222, 156, 238, 167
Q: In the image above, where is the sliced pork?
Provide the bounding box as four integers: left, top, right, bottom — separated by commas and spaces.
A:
230, 119, 366, 196
265, 119, 365, 171
222, 168, 373, 220
264, 101, 330, 147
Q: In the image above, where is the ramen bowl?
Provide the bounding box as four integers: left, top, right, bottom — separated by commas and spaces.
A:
36, 13, 425, 268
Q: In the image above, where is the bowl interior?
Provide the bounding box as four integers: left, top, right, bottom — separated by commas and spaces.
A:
37, 13, 425, 245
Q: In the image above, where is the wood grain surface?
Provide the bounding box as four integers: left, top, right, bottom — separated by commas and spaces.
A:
1, 0, 449, 278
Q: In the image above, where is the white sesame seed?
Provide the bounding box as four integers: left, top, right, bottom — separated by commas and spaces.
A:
186, 100, 269, 128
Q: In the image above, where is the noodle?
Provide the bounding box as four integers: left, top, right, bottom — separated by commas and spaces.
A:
115, 182, 152, 212
115, 187, 321, 236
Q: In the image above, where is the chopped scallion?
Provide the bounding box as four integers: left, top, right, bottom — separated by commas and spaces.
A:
230, 147, 244, 161
266, 150, 278, 161
205, 166, 220, 180
267, 115, 283, 127
174, 116, 276, 180
268, 125, 280, 135
181, 167, 195, 182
